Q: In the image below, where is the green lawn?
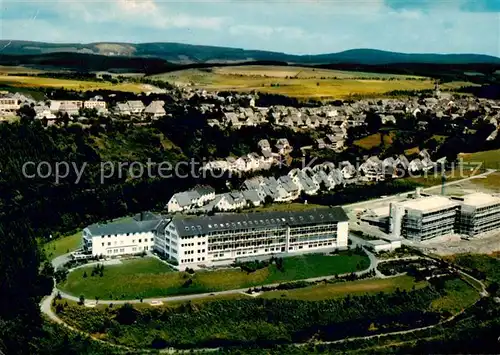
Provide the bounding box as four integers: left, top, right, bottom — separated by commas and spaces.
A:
44, 231, 82, 260
43, 216, 134, 260
59, 252, 370, 300
430, 278, 480, 314
246, 202, 325, 213
460, 149, 500, 170
260, 275, 427, 301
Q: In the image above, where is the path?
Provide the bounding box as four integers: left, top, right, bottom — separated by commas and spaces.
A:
40, 248, 489, 353
53, 249, 378, 305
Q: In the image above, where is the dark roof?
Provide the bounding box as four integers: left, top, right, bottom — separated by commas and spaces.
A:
171, 207, 348, 237
86, 216, 162, 236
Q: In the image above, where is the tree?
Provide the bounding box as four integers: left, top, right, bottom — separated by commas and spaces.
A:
365, 112, 382, 133
115, 303, 139, 325
78, 295, 85, 305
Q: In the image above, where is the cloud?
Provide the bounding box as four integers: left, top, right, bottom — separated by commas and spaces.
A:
0, 0, 498, 56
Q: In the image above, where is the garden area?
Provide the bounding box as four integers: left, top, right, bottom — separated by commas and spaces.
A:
58, 250, 370, 300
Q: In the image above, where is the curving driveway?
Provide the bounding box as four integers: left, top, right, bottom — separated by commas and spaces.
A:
51, 248, 378, 305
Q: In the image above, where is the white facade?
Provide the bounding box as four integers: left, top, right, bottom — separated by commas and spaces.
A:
154, 208, 349, 269
84, 101, 107, 110
0, 97, 20, 112
83, 229, 155, 257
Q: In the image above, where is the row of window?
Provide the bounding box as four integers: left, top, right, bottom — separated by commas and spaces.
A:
100, 232, 154, 238
180, 257, 206, 263
184, 249, 206, 255
180, 241, 206, 247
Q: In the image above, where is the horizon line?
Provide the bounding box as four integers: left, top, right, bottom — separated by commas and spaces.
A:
1, 39, 499, 58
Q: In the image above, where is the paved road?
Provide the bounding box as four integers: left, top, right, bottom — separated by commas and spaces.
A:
54, 250, 378, 305
345, 169, 495, 210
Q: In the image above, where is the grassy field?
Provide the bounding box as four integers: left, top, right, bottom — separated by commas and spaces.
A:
354, 132, 394, 150
260, 275, 427, 301
246, 202, 325, 213
153, 65, 475, 99
403, 167, 481, 188
43, 216, 134, 260
460, 149, 500, 170
152, 66, 439, 99
430, 278, 480, 314
59, 252, 370, 299
43, 231, 82, 260
0, 75, 145, 93
470, 172, 500, 191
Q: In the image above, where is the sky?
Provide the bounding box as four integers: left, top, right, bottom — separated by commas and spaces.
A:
1, 0, 499, 56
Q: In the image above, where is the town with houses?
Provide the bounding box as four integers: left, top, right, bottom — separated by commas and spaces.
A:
8, 81, 494, 271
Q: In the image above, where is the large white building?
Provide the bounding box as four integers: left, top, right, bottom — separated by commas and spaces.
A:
390, 196, 459, 241
457, 192, 500, 237
0, 96, 20, 112
82, 212, 163, 257
155, 207, 349, 269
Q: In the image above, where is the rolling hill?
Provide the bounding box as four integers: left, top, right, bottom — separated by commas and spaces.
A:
1, 40, 499, 65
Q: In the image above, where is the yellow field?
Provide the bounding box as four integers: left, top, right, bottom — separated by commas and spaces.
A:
152, 65, 445, 99
0, 75, 145, 93
213, 65, 423, 79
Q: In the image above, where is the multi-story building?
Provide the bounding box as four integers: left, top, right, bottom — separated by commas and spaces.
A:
84, 100, 107, 110
390, 196, 459, 241
83, 212, 163, 257
155, 207, 349, 268
457, 192, 500, 237
0, 96, 20, 112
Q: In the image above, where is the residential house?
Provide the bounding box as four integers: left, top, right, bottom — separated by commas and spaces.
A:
409, 158, 424, 173
293, 172, 319, 195
242, 189, 266, 207
59, 101, 80, 116
313, 170, 335, 190
276, 138, 293, 155
167, 186, 215, 213
278, 175, 300, 200
115, 102, 131, 116
144, 100, 166, 118
359, 156, 383, 181
339, 161, 357, 179
127, 100, 145, 114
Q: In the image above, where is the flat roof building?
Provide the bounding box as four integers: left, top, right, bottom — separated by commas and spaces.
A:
155, 207, 349, 268
457, 192, 500, 237
390, 196, 459, 242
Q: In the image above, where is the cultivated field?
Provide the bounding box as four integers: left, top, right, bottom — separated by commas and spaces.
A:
0, 75, 146, 93
59, 252, 370, 299
153, 65, 471, 99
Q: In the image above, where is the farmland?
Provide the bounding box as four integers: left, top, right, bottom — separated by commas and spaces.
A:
152, 65, 471, 99
0, 75, 145, 93
59, 252, 370, 300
